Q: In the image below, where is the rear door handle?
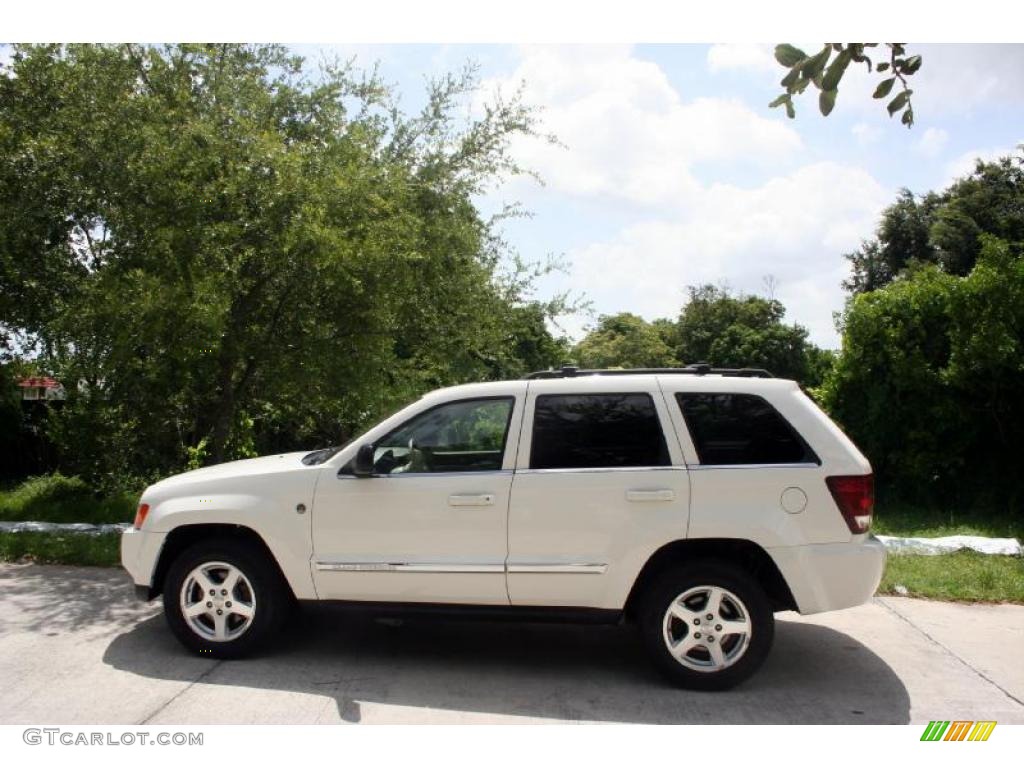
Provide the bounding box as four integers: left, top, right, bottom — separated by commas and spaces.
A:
626, 488, 674, 502
448, 493, 495, 507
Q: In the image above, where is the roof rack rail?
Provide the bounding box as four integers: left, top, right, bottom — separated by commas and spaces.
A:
523, 364, 774, 380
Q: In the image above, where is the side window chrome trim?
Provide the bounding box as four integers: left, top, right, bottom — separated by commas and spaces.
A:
516, 465, 686, 475
687, 462, 820, 470
337, 470, 515, 480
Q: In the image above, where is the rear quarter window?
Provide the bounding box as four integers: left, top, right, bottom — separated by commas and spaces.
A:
675, 392, 819, 466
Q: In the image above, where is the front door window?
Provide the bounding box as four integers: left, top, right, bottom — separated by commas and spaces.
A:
372, 397, 514, 474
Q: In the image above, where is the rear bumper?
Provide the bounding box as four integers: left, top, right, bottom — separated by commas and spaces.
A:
120, 527, 166, 597
768, 535, 886, 615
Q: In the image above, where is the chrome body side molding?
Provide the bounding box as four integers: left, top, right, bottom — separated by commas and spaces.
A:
314, 561, 608, 574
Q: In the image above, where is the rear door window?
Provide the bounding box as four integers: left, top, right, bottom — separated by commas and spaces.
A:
530, 393, 670, 469
675, 393, 818, 465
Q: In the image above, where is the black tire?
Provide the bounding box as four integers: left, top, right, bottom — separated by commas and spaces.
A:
162, 538, 290, 659
638, 560, 774, 691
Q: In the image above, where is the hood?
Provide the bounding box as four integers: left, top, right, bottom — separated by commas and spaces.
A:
151, 451, 312, 489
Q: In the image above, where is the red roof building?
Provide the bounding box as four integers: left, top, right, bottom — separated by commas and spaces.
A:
17, 377, 65, 401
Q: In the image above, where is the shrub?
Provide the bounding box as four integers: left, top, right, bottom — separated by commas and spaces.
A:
0, 473, 137, 524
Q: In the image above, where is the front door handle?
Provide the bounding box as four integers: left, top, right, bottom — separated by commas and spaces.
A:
448, 493, 495, 507
626, 488, 675, 502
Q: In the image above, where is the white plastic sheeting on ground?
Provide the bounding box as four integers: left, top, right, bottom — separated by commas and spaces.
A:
0, 521, 131, 536
877, 534, 1023, 556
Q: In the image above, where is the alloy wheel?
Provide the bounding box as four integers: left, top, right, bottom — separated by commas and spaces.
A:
179, 561, 257, 642
662, 585, 752, 672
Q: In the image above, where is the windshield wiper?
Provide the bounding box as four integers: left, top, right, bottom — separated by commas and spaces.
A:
301, 447, 339, 465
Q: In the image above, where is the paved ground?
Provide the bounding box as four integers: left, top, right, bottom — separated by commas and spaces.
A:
0, 563, 1021, 725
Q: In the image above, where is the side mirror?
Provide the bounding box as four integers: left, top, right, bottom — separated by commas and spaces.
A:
352, 443, 376, 477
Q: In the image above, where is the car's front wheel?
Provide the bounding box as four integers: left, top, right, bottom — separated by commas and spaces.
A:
639, 560, 774, 690
163, 539, 289, 658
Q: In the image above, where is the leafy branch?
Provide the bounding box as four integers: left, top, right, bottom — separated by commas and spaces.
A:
770, 43, 921, 127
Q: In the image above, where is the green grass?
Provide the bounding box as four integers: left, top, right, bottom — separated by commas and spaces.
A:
873, 501, 1024, 604
0, 474, 132, 568
873, 501, 1024, 540
0, 531, 121, 567
879, 550, 1024, 603
0, 474, 137, 525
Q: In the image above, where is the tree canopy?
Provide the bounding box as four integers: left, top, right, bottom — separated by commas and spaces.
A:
572, 313, 678, 369
570, 286, 827, 385
825, 151, 1024, 511
673, 285, 816, 381
844, 151, 1024, 293
0, 44, 568, 483
823, 238, 1024, 509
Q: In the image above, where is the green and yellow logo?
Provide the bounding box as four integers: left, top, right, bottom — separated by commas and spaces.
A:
920, 720, 996, 741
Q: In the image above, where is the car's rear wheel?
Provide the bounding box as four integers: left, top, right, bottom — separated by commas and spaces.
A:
163, 539, 289, 658
639, 560, 774, 690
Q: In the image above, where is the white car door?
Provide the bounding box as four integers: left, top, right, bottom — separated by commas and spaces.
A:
507, 377, 690, 610
311, 389, 524, 604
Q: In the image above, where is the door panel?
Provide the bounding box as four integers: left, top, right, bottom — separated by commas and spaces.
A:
311, 471, 513, 603
310, 392, 524, 604
507, 379, 690, 610
507, 467, 689, 608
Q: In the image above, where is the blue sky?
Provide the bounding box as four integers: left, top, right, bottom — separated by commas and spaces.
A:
293, 44, 1024, 349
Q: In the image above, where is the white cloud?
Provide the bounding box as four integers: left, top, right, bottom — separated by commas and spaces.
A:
561, 162, 891, 348
912, 44, 1024, 115
914, 127, 949, 158
482, 45, 802, 208
851, 122, 882, 147
706, 44, 777, 74
827, 44, 1024, 120
478, 45, 895, 348
944, 141, 1023, 185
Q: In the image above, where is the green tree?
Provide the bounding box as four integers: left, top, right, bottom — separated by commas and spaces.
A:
572, 313, 679, 369
822, 265, 958, 500
844, 151, 1024, 293
0, 44, 563, 482
822, 238, 1024, 510
931, 154, 1024, 275
843, 189, 940, 293
673, 285, 815, 381
499, 302, 572, 377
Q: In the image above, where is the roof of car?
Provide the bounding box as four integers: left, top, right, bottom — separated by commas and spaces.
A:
423, 367, 799, 403
525, 365, 773, 380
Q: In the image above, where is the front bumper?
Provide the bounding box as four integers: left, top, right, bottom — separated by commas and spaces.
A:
768, 535, 887, 615
120, 527, 167, 598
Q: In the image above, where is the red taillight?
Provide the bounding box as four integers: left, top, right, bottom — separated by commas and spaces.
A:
826, 474, 874, 534
133, 503, 150, 529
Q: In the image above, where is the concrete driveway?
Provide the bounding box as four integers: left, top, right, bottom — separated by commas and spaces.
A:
0, 563, 1021, 724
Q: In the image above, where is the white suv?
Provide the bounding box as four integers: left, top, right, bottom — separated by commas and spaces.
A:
122, 366, 885, 690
